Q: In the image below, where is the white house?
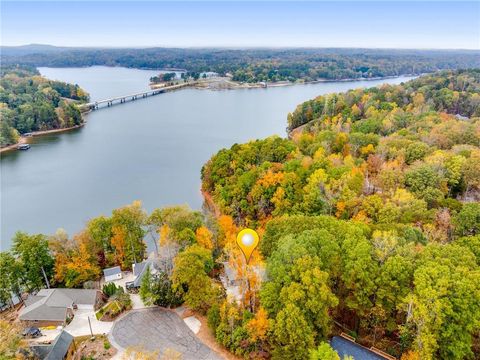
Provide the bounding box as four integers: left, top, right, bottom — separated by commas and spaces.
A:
103, 266, 123, 282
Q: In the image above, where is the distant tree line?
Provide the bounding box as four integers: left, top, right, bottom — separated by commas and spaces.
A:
2, 47, 479, 83
0, 64, 89, 147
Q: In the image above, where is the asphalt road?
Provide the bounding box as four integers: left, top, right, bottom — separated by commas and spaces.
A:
109, 308, 222, 360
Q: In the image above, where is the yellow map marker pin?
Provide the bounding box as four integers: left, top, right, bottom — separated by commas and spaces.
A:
236, 228, 259, 264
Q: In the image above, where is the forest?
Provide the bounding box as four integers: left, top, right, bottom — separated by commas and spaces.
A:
1, 70, 479, 360
2, 46, 480, 82
201, 69, 480, 359
0, 64, 89, 147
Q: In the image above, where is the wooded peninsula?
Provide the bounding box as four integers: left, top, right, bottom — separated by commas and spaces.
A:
0, 65, 89, 147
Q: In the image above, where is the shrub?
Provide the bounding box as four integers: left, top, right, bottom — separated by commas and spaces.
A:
207, 303, 221, 331
103, 282, 119, 297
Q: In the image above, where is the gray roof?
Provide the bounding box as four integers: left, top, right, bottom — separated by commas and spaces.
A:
31, 344, 52, 359
31, 331, 73, 360
20, 289, 98, 322
133, 261, 147, 277
133, 262, 151, 287
20, 303, 67, 322
20, 290, 71, 322
37, 289, 73, 307
54, 288, 98, 305
103, 266, 122, 277
330, 336, 387, 360
46, 330, 73, 359
24, 295, 44, 307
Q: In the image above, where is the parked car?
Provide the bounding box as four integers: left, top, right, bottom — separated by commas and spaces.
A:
22, 327, 42, 338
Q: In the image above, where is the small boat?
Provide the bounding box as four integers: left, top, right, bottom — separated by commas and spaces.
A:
17, 144, 31, 150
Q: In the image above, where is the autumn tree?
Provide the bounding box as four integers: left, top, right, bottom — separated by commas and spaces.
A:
272, 303, 315, 360
50, 230, 101, 288
171, 245, 218, 312
246, 307, 269, 346
0, 252, 23, 308
405, 244, 480, 359
195, 226, 213, 249
111, 201, 147, 266
453, 203, 480, 236
139, 266, 182, 307
12, 232, 54, 291
309, 342, 340, 360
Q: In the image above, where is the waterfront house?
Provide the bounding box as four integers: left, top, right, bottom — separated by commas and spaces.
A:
19, 288, 102, 327
126, 259, 156, 289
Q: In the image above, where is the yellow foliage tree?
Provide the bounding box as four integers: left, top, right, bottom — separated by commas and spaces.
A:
218, 215, 238, 249
246, 307, 270, 342
195, 226, 213, 249
111, 226, 127, 268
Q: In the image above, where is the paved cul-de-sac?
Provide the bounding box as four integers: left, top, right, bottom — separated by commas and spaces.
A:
110, 308, 222, 360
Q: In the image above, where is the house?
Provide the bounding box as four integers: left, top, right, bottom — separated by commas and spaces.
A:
220, 262, 267, 303
31, 330, 74, 360
126, 259, 155, 289
19, 288, 102, 327
103, 266, 123, 282
330, 335, 395, 360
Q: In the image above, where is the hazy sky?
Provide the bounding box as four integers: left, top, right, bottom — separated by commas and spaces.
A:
1, 1, 479, 49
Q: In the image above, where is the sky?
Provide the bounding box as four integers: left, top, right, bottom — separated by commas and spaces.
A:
1, 1, 479, 49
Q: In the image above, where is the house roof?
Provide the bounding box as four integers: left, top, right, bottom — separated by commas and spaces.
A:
46, 330, 73, 360
24, 295, 44, 307
20, 289, 98, 322
37, 289, 74, 307
103, 266, 122, 277
31, 344, 52, 360
58, 289, 98, 305
133, 261, 147, 277
20, 290, 71, 322
31, 331, 73, 360
20, 302, 68, 322
330, 336, 388, 360
133, 261, 151, 287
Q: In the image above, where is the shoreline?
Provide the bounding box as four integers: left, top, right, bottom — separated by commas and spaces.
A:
2, 73, 416, 154
189, 73, 416, 91
0, 122, 86, 154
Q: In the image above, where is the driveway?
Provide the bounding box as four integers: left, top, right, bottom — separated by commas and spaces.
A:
109, 308, 222, 360
65, 309, 114, 337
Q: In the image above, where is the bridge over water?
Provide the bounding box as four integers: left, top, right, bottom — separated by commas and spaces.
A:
80, 82, 192, 111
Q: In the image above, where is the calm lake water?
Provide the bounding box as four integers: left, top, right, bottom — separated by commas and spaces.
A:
0, 66, 413, 250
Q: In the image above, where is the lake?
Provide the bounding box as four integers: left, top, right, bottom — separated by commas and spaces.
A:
0, 66, 413, 250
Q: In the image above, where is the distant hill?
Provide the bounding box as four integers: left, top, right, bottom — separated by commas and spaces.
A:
0, 44, 76, 56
